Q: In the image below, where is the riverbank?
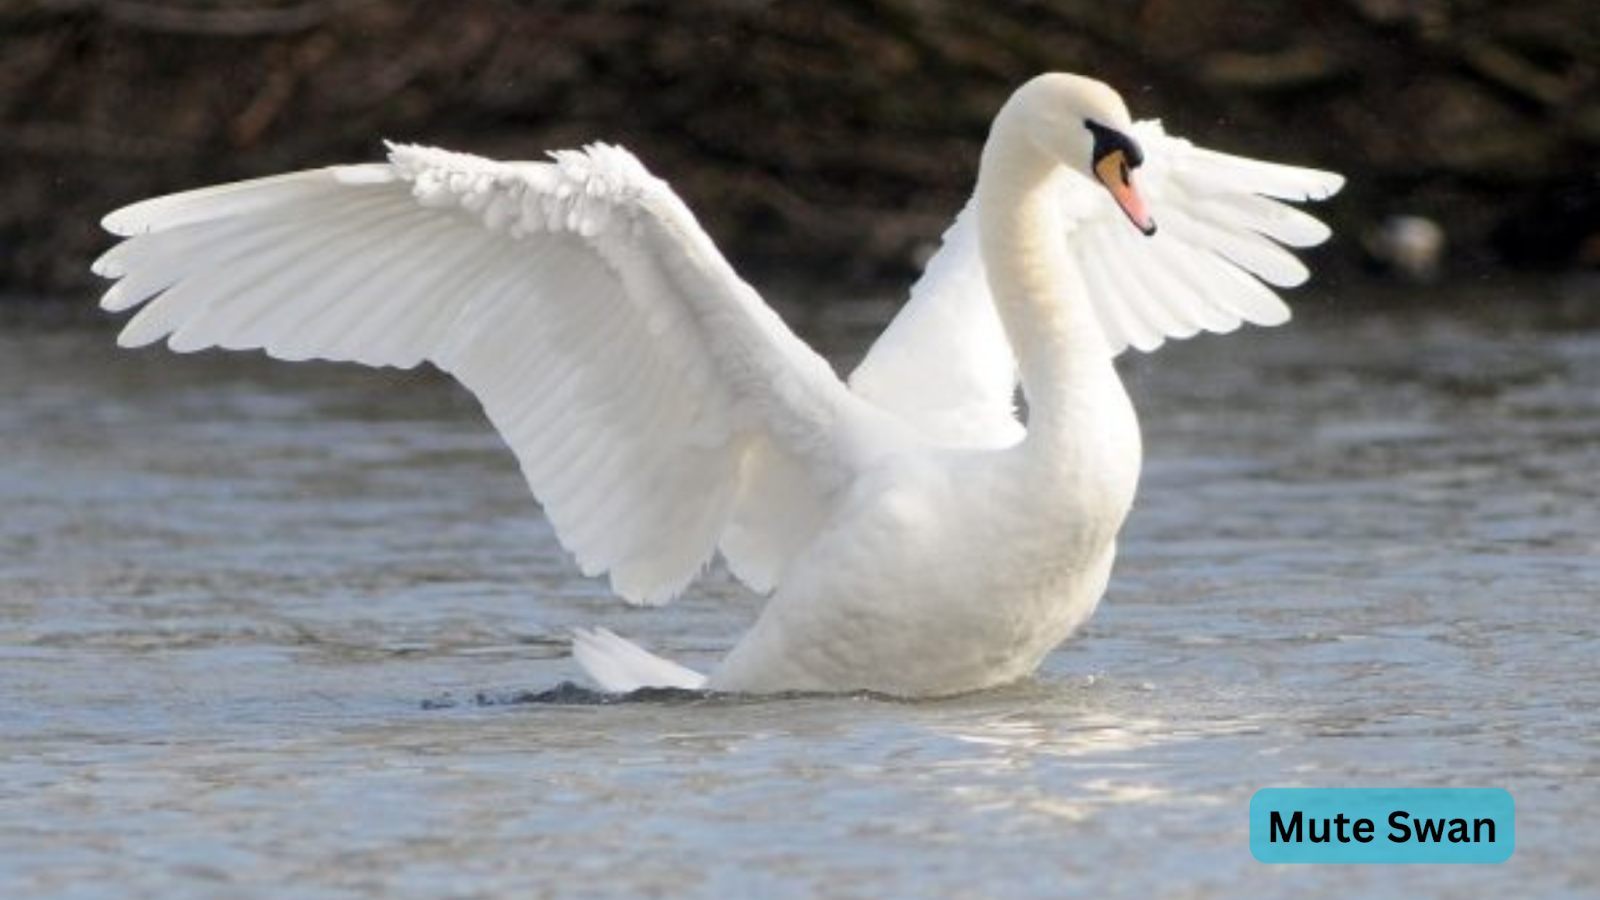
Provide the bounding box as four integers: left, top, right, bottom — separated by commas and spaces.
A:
3, 0, 1596, 297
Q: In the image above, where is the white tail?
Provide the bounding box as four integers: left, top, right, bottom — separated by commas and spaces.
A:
571, 627, 708, 693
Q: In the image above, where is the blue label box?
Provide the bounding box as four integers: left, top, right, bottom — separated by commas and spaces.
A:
1250, 788, 1514, 863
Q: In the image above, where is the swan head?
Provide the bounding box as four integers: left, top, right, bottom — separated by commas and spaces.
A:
1006, 74, 1156, 236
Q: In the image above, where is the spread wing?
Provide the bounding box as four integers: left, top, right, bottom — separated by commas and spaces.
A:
850, 120, 1343, 442
96, 143, 899, 605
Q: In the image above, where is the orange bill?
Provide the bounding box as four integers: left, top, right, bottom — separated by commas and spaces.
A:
1094, 150, 1156, 236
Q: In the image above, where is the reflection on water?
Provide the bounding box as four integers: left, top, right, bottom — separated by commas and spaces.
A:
3, 287, 1598, 898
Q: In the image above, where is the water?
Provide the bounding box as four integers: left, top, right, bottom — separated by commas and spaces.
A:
3, 289, 1598, 898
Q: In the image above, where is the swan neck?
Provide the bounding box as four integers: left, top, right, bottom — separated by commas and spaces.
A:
976, 122, 1113, 441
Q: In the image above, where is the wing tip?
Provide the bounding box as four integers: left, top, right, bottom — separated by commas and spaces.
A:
90, 246, 122, 279
1257, 302, 1293, 328
114, 322, 162, 350
98, 283, 133, 313
1304, 171, 1346, 202
101, 205, 149, 238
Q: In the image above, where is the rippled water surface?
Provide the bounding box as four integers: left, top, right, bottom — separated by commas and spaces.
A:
3, 289, 1598, 898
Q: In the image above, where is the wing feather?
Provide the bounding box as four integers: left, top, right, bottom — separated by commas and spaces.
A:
103, 170, 353, 235
98, 143, 890, 605
1156, 204, 1311, 288
1173, 144, 1344, 202
170, 201, 429, 355
1191, 192, 1331, 248
1079, 228, 1160, 353
1089, 226, 1195, 350
1140, 239, 1242, 334
97, 215, 290, 311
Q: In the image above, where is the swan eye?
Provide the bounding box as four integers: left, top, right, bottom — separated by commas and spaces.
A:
1084, 119, 1144, 172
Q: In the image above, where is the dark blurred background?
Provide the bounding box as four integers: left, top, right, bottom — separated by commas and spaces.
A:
3, 0, 1597, 301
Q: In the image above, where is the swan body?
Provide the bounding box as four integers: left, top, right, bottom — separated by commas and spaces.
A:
95, 74, 1342, 697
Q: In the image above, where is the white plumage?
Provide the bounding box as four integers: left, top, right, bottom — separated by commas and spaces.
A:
96, 74, 1341, 697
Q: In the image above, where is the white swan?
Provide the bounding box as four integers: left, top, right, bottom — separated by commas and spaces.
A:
94, 74, 1341, 697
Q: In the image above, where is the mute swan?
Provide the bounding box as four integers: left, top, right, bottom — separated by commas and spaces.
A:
94, 74, 1341, 697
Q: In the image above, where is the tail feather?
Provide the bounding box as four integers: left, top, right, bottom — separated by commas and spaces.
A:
571, 627, 707, 693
